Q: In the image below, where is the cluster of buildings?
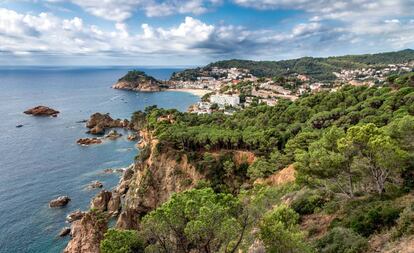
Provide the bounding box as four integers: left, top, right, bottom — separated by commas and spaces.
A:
175, 63, 413, 114
333, 63, 413, 84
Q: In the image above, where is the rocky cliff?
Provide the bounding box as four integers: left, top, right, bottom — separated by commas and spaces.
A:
112, 70, 161, 92
64, 211, 107, 253
116, 129, 204, 229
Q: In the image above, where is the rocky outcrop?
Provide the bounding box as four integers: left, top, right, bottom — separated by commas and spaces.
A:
49, 196, 71, 208
127, 134, 138, 141
90, 190, 120, 216
90, 190, 112, 212
66, 210, 85, 223
86, 113, 129, 135
112, 70, 161, 92
64, 211, 107, 253
59, 227, 71, 237
76, 138, 102, 146
24, 106, 59, 117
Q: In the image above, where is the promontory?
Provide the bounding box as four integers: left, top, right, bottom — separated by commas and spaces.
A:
112, 70, 161, 92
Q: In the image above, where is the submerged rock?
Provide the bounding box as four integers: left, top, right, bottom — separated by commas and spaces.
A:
87, 181, 103, 189
24, 106, 59, 117
66, 210, 85, 223
49, 196, 71, 208
16, 124, 24, 128
59, 227, 71, 237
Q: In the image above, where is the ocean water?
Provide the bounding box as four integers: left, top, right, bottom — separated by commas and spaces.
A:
0, 67, 199, 253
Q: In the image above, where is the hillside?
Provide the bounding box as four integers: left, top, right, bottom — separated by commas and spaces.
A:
171, 49, 414, 81
70, 74, 414, 253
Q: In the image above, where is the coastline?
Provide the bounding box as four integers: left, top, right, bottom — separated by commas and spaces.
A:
163, 88, 211, 97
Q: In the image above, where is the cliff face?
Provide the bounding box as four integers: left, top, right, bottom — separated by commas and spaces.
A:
116, 130, 204, 229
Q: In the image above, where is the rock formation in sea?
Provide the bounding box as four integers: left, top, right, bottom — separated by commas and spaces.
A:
104, 130, 122, 140
86, 113, 129, 135
112, 70, 162, 92
87, 181, 103, 189
76, 138, 102, 146
49, 196, 71, 208
24, 106, 59, 117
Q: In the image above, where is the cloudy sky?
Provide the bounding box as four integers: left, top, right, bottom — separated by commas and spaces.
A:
0, 0, 413, 66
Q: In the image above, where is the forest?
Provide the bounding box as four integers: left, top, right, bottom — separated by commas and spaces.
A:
101, 75, 414, 253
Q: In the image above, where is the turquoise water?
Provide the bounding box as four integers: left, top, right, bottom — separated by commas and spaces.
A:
0, 67, 199, 253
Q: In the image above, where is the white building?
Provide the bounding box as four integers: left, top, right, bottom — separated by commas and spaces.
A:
210, 94, 240, 107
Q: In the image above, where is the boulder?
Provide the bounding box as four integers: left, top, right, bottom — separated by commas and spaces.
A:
105, 130, 122, 140
66, 210, 85, 223
24, 106, 59, 117
87, 181, 103, 189
49, 196, 71, 208
59, 227, 71, 237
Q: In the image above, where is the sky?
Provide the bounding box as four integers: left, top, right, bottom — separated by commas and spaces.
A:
0, 0, 413, 66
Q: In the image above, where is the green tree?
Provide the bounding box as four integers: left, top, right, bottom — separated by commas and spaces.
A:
259, 205, 313, 253
100, 229, 143, 253
141, 188, 242, 253
338, 124, 407, 194
247, 158, 275, 180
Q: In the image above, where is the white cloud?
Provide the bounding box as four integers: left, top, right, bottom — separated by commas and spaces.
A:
48, 0, 221, 21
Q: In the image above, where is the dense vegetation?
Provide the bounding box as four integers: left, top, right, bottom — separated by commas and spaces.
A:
171, 49, 414, 81
104, 75, 414, 252
119, 70, 160, 84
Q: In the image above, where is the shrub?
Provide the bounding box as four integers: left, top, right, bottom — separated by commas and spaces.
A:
316, 227, 368, 253
291, 190, 327, 215
392, 204, 414, 239
339, 201, 401, 237
100, 229, 143, 253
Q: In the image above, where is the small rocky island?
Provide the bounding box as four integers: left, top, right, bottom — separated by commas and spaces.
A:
24, 106, 59, 117
112, 70, 161, 92
86, 113, 129, 135
49, 196, 71, 208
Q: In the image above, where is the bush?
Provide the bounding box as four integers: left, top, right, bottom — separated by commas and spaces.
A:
392, 204, 414, 239
339, 201, 401, 237
316, 227, 368, 253
100, 229, 143, 253
291, 190, 327, 215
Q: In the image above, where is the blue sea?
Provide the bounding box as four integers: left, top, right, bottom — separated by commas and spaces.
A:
0, 67, 199, 253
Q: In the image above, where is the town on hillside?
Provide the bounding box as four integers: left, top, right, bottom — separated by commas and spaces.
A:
166, 63, 414, 115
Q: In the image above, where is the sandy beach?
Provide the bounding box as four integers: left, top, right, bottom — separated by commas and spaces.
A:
164, 88, 211, 97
